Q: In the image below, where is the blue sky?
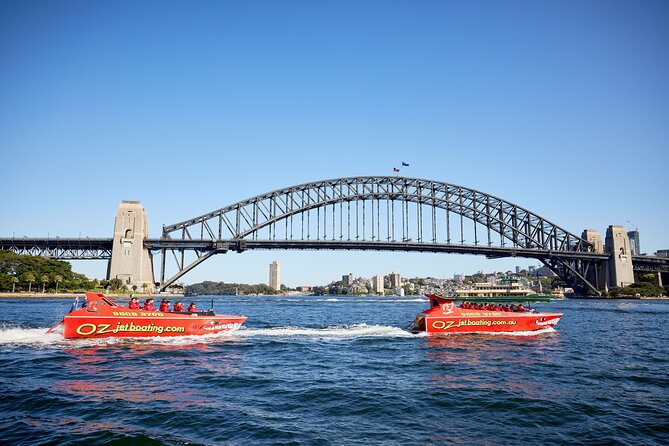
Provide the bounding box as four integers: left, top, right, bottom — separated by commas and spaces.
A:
1, 0, 667, 286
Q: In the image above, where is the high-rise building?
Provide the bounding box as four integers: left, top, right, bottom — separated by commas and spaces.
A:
343, 273, 353, 286
389, 272, 401, 288
373, 274, 384, 294
627, 230, 640, 256
269, 261, 281, 291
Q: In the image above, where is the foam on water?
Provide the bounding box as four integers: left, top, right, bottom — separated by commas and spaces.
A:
0, 323, 418, 348
235, 324, 416, 339
0, 327, 65, 346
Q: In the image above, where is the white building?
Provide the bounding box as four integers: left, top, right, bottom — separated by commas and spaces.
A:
269, 261, 281, 291
373, 274, 384, 294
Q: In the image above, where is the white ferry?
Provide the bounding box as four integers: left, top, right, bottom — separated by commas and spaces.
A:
455, 279, 549, 301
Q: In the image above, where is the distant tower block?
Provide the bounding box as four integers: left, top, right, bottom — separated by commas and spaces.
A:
605, 225, 635, 288
581, 229, 604, 254
269, 260, 281, 291
108, 201, 154, 292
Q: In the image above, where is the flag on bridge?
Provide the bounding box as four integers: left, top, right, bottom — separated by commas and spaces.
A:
393, 167, 400, 173
402, 162, 409, 166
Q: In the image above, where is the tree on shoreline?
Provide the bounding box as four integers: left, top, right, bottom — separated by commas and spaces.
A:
54, 275, 63, 294
23, 272, 35, 293
41, 274, 49, 293
0, 250, 96, 293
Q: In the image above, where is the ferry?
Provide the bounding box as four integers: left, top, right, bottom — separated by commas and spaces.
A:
454, 278, 549, 300
48, 292, 247, 339
551, 287, 566, 300
409, 293, 562, 335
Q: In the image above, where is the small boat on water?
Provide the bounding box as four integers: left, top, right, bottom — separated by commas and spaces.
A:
49, 292, 247, 339
409, 294, 562, 335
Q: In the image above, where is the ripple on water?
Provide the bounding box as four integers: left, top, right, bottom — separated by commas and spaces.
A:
0, 298, 668, 445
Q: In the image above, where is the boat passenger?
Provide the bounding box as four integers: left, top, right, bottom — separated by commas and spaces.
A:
173, 301, 185, 312
517, 304, 526, 312
159, 299, 171, 312
128, 297, 141, 310
143, 298, 156, 311
187, 302, 197, 313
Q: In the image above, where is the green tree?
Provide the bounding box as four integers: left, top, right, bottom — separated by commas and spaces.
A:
11, 276, 18, 293
108, 278, 124, 291
142, 282, 149, 294
639, 274, 656, 284
54, 275, 63, 294
132, 284, 138, 293
466, 273, 486, 283
312, 286, 327, 296
41, 274, 50, 293
22, 272, 36, 293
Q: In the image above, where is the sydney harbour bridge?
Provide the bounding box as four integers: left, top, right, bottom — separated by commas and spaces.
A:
2, 176, 667, 295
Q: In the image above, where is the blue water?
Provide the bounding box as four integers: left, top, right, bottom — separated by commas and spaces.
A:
0, 296, 667, 445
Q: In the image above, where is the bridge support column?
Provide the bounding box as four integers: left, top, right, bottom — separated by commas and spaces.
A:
582, 229, 607, 291
108, 201, 155, 293
605, 225, 635, 288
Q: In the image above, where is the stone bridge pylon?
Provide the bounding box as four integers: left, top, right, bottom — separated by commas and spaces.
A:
107, 200, 155, 293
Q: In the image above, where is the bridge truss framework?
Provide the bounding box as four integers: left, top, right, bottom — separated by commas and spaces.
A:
3, 177, 668, 294
158, 176, 602, 293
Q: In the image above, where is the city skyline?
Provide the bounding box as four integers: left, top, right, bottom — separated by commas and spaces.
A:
1, 2, 667, 287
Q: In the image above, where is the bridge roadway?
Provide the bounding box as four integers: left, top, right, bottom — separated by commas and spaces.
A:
2, 237, 667, 272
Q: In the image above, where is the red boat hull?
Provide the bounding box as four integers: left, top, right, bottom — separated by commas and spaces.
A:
412, 295, 562, 334
60, 293, 246, 339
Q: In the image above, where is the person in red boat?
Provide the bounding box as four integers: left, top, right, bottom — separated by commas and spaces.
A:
173, 301, 185, 312
159, 299, 171, 312
128, 297, 141, 310
517, 303, 526, 312
143, 298, 156, 311
187, 302, 197, 313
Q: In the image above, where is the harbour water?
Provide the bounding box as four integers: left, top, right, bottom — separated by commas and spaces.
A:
0, 296, 667, 445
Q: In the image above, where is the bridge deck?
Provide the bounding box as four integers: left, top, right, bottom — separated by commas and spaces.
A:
1, 238, 666, 272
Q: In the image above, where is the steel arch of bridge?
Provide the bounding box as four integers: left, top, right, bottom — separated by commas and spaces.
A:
157, 176, 599, 292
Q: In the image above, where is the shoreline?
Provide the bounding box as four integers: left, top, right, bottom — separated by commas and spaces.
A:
0, 292, 185, 299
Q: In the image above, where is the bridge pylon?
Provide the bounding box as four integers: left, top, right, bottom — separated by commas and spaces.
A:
604, 225, 635, 288
108, 201, 155, 293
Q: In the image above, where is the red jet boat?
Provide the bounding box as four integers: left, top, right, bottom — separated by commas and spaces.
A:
50, 292, 247, 339
410, 294, 562, 335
